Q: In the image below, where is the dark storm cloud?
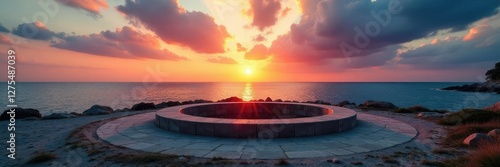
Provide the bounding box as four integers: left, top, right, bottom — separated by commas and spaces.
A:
269, 0, 500, 67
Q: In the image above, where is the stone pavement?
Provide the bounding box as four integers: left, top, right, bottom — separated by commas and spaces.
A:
97, 112, 417, 159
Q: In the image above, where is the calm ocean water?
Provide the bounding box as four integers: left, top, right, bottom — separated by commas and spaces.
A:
2, 82, 500, 115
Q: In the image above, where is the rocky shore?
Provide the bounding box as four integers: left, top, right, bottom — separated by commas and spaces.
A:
441, 81, 500, 93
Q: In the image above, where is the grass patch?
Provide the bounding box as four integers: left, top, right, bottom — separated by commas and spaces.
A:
432, 149, 452, 155
467, 142, 500, 167
274, 158, 289, 166
381, 156, 398, 163
105, 153, 180, 164
28, 151, 57, 163
421, 157, 467, 167
443, 120, 500, 147
393, 105, 449, 114
211, 156, 226, 161
438, 109, 500, 126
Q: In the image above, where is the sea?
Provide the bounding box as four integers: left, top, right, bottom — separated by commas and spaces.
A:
2, 82, 500, 115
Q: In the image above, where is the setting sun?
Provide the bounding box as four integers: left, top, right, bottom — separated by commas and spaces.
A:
245, 68, 253, 75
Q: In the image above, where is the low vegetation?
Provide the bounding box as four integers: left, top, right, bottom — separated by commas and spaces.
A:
392, 105, 449, 114
443, 120, 500, 147
274, 158, 289, 166
438, 109, 500, 126
28, 151, 57, 163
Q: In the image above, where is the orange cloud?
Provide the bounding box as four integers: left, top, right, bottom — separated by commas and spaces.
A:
207, 56, 238, 64
55, 0, 108, 15
245, 44, 270, 60
0, 34, 11, 44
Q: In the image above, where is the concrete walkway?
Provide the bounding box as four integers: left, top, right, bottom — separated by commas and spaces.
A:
97, 112, 417, 159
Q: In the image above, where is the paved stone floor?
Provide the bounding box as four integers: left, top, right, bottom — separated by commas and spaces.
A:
97, 112, 417, 159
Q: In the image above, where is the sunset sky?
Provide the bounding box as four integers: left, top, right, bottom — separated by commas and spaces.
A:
0, 0, 499, 82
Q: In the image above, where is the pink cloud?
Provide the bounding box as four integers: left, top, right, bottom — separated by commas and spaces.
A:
55, 0, 108, 15
246, 0, 284, 31
53, 26, 186, 60
0, 34, 11, 44
207, 56, 238, 64
236, 43, 247, 52
253, 34, 266, 42
245, 44, 270, 60
117, 0, 230, 54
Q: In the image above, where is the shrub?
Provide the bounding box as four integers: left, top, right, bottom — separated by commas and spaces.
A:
443, 120, 500, 147
274, 159, 289, 166
467, 142, 500, 167
439, 109, 500, 125
28, 151, 57, 163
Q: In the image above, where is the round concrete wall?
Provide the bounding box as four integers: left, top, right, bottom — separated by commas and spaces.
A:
155, 102, 357, 138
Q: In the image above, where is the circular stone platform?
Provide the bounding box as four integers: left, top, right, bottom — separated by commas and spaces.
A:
97, 105, 418, 159
155, 102, 357, 138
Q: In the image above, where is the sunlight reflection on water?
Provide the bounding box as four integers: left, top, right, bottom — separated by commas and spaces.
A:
242, 83, 253, 101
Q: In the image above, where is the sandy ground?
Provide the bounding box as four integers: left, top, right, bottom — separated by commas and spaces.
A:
0, 108, 464, 167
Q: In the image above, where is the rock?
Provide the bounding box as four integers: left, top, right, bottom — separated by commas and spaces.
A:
155, 101, 181, 108
0, 108, 42, 121
274, 99, 283, 102
257, 99, 264, 102
194, 99, 212, 103
265, 97, 273, 102
442, 81, 500, 93
362, 100, 397, 110
487, 129, 500, 139
43, 113, 76, 119
131, 102, 156, 111
115, 108, 131, 112
70, 112, 83, 116
338, 101, 355, 107
83, 105, 113, 115
463, 133, 494, 147
327, 159, 341, 164
218, 97, 243, 102
485, 102, 500, 112
417, 112, 443, 118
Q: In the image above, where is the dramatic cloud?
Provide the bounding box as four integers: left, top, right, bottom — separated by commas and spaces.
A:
207, 56, 238, 64
245, 44, 271, 60
0, 34, 11, 44
12, 22, 65, 40
52, 26, 186, 60
117, 0, 230, 54
0, 23, 9, 32
269, 0, 500, 66
55, 0, 108, 16
397, 25, 500, 69
246, 0, 284, 31
236, 43, 247, 52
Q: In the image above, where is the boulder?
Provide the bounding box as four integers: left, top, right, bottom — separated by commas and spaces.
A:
274, 99, 283, 102
0, 108, 42, 121
43, 113, 76, 119
362, 100, 397, 110
115, 108, 131, 112
463, 133, 494, 147
155, 101, 181, 108
218, 97, 243, 102
194, 99, 212, 103
338, 101, 355, 107
487, 129, 500, 139
131, 102, 156, 111
417, 112, 443, 118
83, 105, 113, 115
485, 102, 500, 112
265, 97, 273, 102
